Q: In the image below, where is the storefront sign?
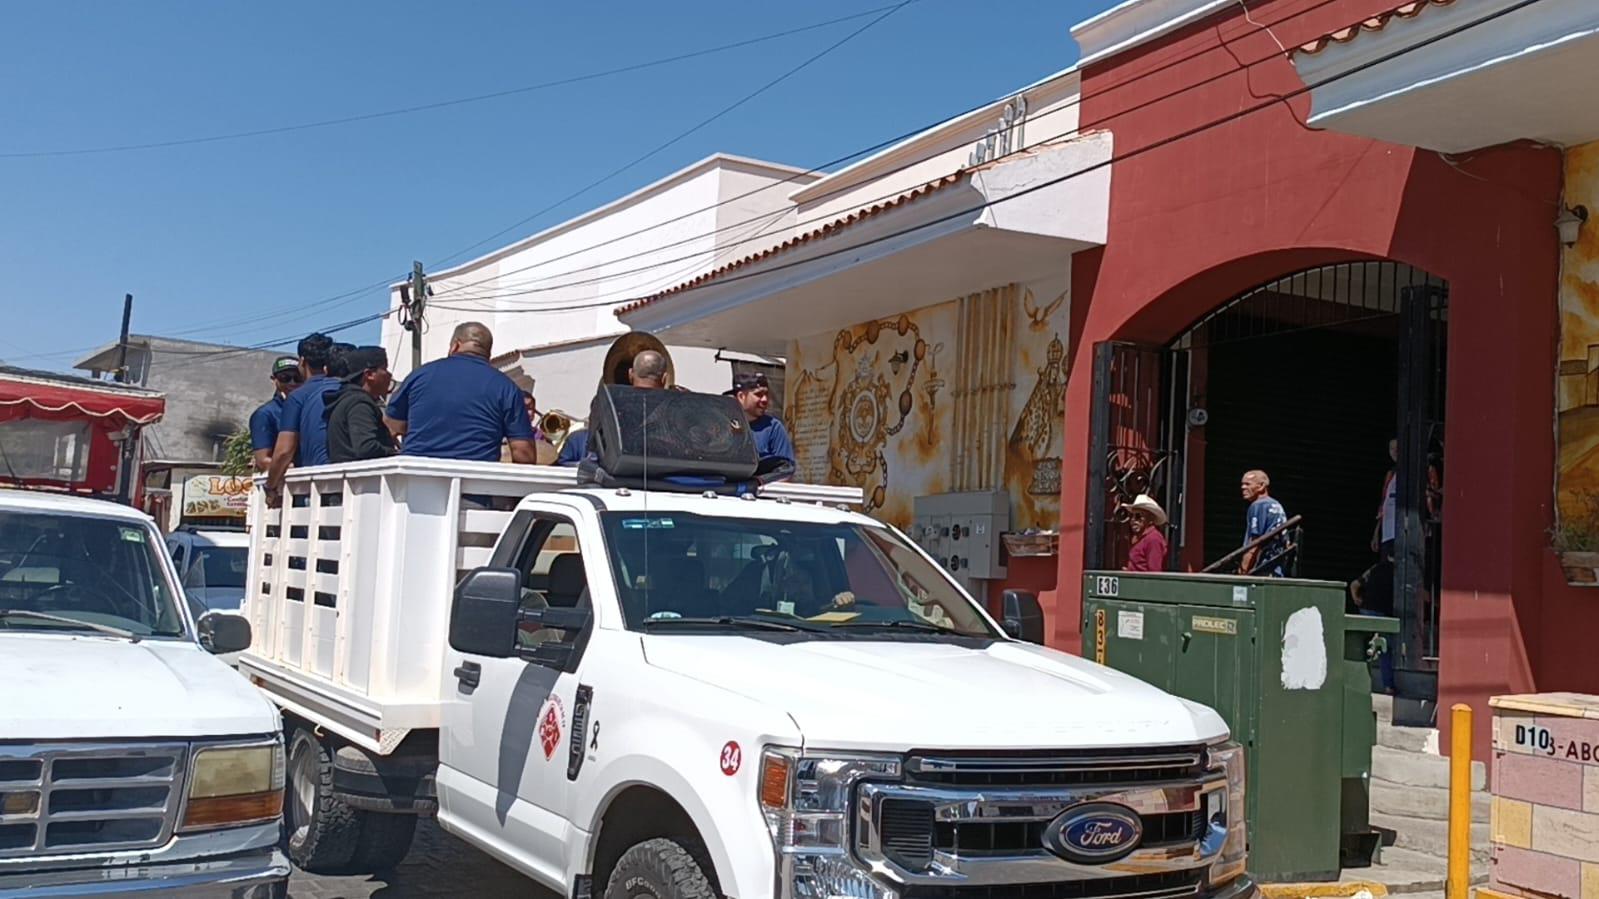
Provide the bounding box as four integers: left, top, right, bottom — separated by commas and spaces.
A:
181, 476, 250, 520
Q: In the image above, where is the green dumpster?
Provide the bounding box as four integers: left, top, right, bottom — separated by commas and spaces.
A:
1083, 571, 1395, 882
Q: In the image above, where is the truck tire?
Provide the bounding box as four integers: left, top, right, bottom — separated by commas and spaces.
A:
604, 838, 717, 899
284, 728, 360, 872
345, 810, 418, 873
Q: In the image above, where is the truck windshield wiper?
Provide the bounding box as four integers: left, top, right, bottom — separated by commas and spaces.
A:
0, 609, 140, 642
829, 618, 966, 635
640, 615, 820, 633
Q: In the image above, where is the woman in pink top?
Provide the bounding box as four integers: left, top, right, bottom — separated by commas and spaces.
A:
1121, 494, 1171, 572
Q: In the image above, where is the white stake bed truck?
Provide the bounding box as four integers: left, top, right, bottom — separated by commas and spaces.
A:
240, 456, 1255, 899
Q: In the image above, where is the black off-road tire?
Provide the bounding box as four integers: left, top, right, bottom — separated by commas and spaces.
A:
345, 810, 419, 873
603, 838, 718, 899
284, 728, 360, 873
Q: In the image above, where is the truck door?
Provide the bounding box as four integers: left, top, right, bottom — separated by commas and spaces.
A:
438, 506, 595, 885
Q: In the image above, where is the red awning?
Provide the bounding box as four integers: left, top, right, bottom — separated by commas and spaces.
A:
0, 368, 165, 425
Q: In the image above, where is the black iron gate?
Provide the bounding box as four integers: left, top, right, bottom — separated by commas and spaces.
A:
1085, 342, 1189, 571
1394, 283, 1448, 709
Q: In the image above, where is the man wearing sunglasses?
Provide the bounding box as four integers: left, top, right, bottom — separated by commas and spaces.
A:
248, 356, 303, 472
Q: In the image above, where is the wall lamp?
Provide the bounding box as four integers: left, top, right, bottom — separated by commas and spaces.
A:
1557, 204, 1588, 248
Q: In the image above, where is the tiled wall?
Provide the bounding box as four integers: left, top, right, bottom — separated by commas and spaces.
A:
1492, 699, 1599, 899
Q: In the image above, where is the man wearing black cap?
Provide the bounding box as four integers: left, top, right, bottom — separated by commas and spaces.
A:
729, 371, 795, 481
323, 347, 396, 464
248, 356, 304, 472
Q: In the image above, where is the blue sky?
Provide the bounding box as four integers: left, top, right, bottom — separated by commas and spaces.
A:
2, 0, 1109, 371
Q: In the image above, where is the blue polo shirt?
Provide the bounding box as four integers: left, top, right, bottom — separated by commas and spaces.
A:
248, 395, 286, 453
276, 375, 339, 466
386, 354, 534, 462
556, 430, 589, 466
751, 415, 794, 464
1245, 496, 1289, 577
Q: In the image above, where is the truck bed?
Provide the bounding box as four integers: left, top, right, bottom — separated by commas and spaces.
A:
239, 457, 861, 753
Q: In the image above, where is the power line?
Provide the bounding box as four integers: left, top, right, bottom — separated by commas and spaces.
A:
61, 0, 1342, 351
417, 0, 1356, 305
428, 0, 1547, 322
0, 5, 907, 160
426, 0, 922, 269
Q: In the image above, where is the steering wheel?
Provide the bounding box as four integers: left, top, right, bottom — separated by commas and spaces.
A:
25, 582, 117, 618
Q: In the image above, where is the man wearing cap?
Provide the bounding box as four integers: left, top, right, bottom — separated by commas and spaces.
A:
728, 371, 794, 481
324, 347, 396, 464
265, 332, 338, 506
1121, 494, 1170, 573
248, 357, 303, 472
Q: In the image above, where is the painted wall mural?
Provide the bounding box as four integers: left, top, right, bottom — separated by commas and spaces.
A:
785, 275, 1071, 530
1559, 142, 1599, 521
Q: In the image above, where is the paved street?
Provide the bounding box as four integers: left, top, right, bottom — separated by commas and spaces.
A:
288, 819, 554, 899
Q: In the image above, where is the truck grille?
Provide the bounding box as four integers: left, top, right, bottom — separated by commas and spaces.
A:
901, 870, 1204, 899
859, 748, 1224, 890
905, 746, 1207, 787
0, 744, 186, 858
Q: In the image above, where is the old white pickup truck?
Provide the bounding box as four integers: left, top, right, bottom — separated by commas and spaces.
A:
241, 456, 1253, 899
0, 489, 287, 898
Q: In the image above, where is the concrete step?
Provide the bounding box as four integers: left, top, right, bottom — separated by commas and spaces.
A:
1337, 846, 1488, 895
1370, 777, 1490, 823
1377, 718, 1439, 754
1371, 812, 1491, 863
1371, 745, 1488, 791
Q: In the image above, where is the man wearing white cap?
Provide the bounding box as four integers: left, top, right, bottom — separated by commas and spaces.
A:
1121, 494, 1170, 573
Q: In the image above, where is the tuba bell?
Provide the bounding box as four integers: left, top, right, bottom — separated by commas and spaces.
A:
601, 331, 675, 388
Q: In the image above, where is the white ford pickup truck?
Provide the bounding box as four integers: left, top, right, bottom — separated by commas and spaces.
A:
0, 489, 288, 898
241, 457, 1254, 899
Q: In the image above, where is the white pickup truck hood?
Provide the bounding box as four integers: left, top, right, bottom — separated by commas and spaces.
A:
3, 633, 279, 740
643, 635, 1228, 750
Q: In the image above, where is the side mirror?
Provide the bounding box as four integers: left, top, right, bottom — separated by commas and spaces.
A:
1001, 589, 1045, 644
197, 611, 252, 655
450, 567, 523, 658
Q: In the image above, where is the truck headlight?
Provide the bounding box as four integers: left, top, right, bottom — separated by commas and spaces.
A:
1206, 740, 1248, 886
759, 748, 899, 899
180, 742, 285, 831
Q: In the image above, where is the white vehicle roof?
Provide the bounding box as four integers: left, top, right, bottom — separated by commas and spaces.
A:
0, 488, 155, 525
562, 488, 876, 526
171, 527, 250, 548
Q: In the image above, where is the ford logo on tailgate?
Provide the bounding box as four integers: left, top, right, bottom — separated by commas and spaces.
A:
1043, 802, 1143, 864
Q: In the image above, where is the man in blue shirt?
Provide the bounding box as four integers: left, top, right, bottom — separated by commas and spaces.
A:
728, 371, 794, 482
384, 322, 537, 463
1240, 469, 1289, 577
265, 333, 338, 506
247, 356, 302, 472
557, 349, 668, 466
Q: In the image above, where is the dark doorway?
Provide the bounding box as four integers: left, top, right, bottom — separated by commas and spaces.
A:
1086, 261, 1450, 705
1198, 322, 1396, 582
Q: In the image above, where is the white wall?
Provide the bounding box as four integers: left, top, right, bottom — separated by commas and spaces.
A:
380, 155, 817, 390
791, 71, 1084, 226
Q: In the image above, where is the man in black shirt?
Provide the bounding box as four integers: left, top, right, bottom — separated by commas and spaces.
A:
324, 346, 396, 463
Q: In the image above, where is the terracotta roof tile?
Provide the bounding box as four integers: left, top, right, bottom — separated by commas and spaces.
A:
614, 171, 969, 316
1293, 0, 1458, 56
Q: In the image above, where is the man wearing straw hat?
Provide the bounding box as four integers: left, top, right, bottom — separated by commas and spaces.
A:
1121, 494, 1171, 573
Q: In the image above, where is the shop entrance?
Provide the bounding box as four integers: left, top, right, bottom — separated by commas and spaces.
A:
1086, 261, 1448, 703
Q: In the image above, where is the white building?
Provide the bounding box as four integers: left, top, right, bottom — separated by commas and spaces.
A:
380, 154, 819, 424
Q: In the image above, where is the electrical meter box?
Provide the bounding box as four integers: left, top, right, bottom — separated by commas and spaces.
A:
911, 491, 1008, 594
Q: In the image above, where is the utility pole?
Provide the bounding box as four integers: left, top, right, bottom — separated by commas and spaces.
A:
401, 261, 428, 373
113, 294, 136, 505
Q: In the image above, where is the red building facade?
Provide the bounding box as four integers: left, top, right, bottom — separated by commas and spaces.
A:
1053, 0, 1586, 763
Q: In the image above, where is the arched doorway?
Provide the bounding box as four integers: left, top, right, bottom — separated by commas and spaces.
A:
1085, 260, 1448, 699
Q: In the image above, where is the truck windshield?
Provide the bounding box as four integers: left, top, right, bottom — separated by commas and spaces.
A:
186, 546, 249, 591
0, 511, 186, 638
599, 512, 997, 639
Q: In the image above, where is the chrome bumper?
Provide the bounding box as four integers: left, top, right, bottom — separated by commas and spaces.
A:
0, 847, 289, 898
1212, 875, 1261, 899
